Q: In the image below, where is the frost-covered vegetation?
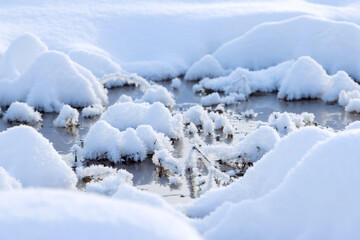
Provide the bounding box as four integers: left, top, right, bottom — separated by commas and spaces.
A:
1, 0, 360, 239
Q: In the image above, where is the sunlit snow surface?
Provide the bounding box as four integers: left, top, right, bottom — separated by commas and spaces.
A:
1, 0, 360, 239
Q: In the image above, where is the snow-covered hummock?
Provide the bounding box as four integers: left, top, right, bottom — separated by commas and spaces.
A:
268, 111, 315, 136
0, 48, 108, 112
241, 109, 257, 119
0, 126, 77, 188
213, 16, 360, 80
3, 102, 42, 124
54, 105, 79, 127
86, 169, 133, 196
152, 149, 182, 175
184, 55, 225, 81
69, 49, 123, 78
199, 60, 293, 94
101, 102, 183, 139
82, 121, 173, 162
183, 105, 210, 126
278, 56, 328, 100
345, 121, 360, 131
201, 126, 279, 167
338, 90, 360, 113
101, 72, 151, 90
197, 129, 360, 240
0, 167, 22, 190
137, 85, 175, 107
81, 104, 104, 118
0, 33, 47, 80
171, 78, 182, 89
0, 189, 202, 240
184, 127, 333, 218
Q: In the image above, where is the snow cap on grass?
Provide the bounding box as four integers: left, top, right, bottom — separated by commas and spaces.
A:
152, 149, 182, 174
0, 167, 22, 190
82, 121, 173, 162
0, 189, 202, 240
0, 33, 47, 79
101, 102, 182, 139
3, 102, 42, 124
81, 104, 104, 118
0, 50, 108, 112
268, 111, 315, 135
171, 78, 182, 89
0, 126, 77, 188
86, 169, 133, 196
184, 55, 225, 81
183, 105, 210, 126
137, 85, 175, 107
54, 104, 79, 127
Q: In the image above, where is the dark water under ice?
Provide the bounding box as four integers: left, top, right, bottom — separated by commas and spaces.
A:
1, 81, 359, 204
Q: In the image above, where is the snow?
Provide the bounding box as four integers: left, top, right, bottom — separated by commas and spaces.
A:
0, 33, 47, 80
171, 78, 182, 89
184, 127, 333, 218
198, 129, 360, 239
0, 126, 77, 188
3, 102, 42, 124
81, 104, 104, 118
184, 55, 225, 81
82, 120, 173, 162
137, 85, 175, 107
101, 102, 183, 139
0, 189, 202, 240
69, 49, 123, 78
54, 105, 79, 128
0, 47, 108, 112
183, 105, 210, 126
86, 169, 133, 196
0, 167, 22, 190
213, 16, 360, 80
152, 149, 182, 175
268, 111, 315, 135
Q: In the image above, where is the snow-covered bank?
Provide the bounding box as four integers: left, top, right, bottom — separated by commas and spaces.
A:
0, 189, 202, 240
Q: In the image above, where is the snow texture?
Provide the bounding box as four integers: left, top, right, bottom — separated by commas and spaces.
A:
3, 102, 42, 124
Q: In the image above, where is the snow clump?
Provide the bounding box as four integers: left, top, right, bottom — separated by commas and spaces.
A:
54, 105, 79, 127
3, 102, 42, 124
184, 55, 225, 81
0, 126, 77, 188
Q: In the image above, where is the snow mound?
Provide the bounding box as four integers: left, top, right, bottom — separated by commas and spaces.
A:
171, 78, 182, 89
201, 129, 360, 239
0, 189, 202, 240
54, 105, 79, 127
152, 149, 182, 174
69, 49, 123, 78
81, 104, 104, 118
137, 85, 175, 107
184, 127, 333, 218
86, 169, 133, 195
0, 50, 108, 112
0, 33, 47, 80
278, 56, 328, 100
268, 111, 315, 135
3, 102, 42, 124
82, 121, 173, 162
0, 167, 22, 190
0, 126, 77, 188
213, 16, 360, 80
184, 55, 225, 81
101, 102, 183, 139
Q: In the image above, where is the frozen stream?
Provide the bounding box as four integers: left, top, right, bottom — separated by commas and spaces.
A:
1, 81, 359, 204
